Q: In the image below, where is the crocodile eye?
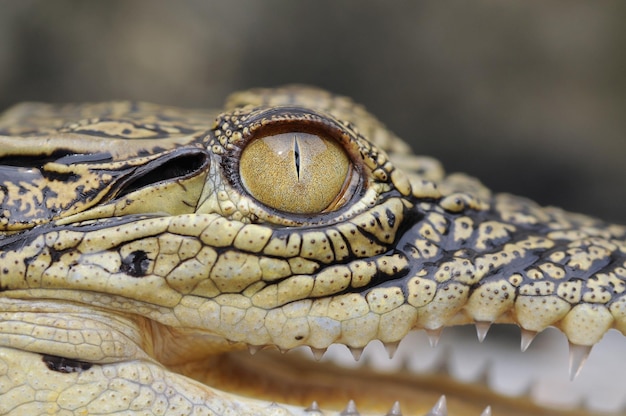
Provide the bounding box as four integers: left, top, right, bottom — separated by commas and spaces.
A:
239, 132, 353, 214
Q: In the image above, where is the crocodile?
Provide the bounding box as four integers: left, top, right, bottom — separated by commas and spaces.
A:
0, 86, 624, 416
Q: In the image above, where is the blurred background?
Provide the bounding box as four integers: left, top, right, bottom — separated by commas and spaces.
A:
2, 1, 626, 411
1, 1, 625, 224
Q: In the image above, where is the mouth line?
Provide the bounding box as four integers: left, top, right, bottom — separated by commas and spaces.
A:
170, 325, 625, 415
317, 326, 626, 414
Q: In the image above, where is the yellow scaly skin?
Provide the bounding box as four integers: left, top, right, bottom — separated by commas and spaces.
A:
0, 86, 623, 415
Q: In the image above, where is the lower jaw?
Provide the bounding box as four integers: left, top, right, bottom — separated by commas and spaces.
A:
168, 325, 625, 415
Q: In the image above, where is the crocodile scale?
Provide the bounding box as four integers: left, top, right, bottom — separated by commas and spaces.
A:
0, 86, 624, 415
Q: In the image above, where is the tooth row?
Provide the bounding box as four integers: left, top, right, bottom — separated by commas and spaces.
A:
248, 323, 595, 381
298, 396, 491, 415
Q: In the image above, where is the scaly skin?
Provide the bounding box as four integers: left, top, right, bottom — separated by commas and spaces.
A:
0, 86, 624, 415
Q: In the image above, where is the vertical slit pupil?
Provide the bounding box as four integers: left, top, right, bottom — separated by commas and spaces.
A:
293, 135, 301, 180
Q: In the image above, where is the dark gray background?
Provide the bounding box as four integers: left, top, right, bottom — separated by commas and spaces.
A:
2, 1, 625, 224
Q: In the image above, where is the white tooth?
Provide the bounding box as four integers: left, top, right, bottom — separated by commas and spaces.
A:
568, 342, 592, 381
520, 328, 538, 352
425, 327, 443, 348
385, 401, 402, 416
480, 405, 492, 416
305, 401, 322, 414
349, 346, 364, 361
384, 341, 400, 359
310, 347, 326, 361
426, 395, 448, 416
475, 321, 491, 343
247, 345, 261, 355
340, 399, 359, 415
306, 401, 320, 410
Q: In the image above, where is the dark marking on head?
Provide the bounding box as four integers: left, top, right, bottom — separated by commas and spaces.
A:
386, 208, 396, 228
42, 354, 93, 373
121, 250, 150, 277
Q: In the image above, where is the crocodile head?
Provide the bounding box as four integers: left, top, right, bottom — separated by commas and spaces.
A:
0, 86, 624, 415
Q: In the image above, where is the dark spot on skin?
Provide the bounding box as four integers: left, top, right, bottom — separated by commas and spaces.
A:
294, 335, 304, 340
121, 250, 150, 277
386, 209, 396, 228
43, 354, 92, 373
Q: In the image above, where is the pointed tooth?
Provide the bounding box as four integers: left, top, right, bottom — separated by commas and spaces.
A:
349, 346, 363, 361
480, 406, 492, 416
305, 401, 323, 414
426, 395, 448, 416
475, 321, 491, 343
399, 354, 411, 371
520, 328, 538, 352
311, 347, 327, 361
568, 342, 592, 381
340, 399, 360, 415
425, 327, 443, 348
247, 345, 261, 355
306, 400, 320, 410
384, 341, 400, 359
385, 401, 402, 416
